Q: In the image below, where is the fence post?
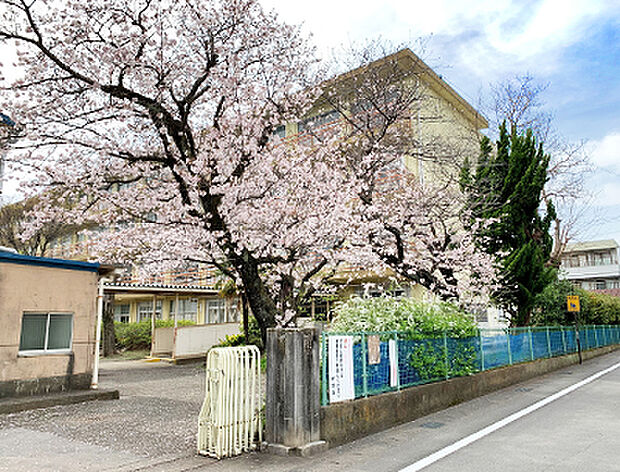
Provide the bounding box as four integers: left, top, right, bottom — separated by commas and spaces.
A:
593, 325, 599, 348
546, 327, 552, 358
393, 331, 401, 391
361, 333, 368, 398
443, 332, 450, 379
602, 325, 608, 346
479, 330, 485, 371
528, 327, 534, 360
265, 327, 327, 456
321, 333, 327, 406
506, 330, 513, 365
561, 327, 567, 354
575, 326, 582, 363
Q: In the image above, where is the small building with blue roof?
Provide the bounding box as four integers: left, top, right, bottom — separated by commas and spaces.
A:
0, 248, 107, 397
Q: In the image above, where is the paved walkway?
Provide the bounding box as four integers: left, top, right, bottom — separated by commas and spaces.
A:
0, 359, 214, 471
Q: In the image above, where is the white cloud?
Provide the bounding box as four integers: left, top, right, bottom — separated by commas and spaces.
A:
583, 131, 620, 209
587, 132, 620, 170
259, 0, 620, 81
486, 0, 607, 57
597, 183, 620, 207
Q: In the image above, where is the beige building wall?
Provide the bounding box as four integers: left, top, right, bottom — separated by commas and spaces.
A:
0, 261, 98, 394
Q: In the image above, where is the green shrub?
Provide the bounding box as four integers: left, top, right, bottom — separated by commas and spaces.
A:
329, 296, 477, 338
586, 291, 620, 325
532, 279, 620, 326
409, 339, 479, 382
215, 315, 263, 350
114, 319, 195, 351
329, 296, 478, 381
409, 342, 447, 381
216, 333, 246, 347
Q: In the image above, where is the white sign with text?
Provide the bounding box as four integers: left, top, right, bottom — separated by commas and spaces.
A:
389, 339, 398, 387
328, 335, 355, 403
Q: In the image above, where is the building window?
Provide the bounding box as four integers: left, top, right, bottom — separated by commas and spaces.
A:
273, 125, 286, 139
137, 300, 162, 322
298, 110, 340, 134
227, 301, 240, 323
169, 298, 198, 322
19, 313, 73, 354
206, 299, 227, 324
114, 304, 130, 323
595, 280, 607, 290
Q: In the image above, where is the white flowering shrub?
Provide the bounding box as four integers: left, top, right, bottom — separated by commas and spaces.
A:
329, 296, 477, 338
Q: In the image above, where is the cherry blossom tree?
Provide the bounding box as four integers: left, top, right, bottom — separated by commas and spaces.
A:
0, 0, 496, 339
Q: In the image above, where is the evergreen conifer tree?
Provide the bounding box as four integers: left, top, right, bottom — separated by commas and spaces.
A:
461, 122, 556, 326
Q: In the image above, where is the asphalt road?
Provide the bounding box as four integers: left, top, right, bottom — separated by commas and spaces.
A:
208, 350, 620, 472
0, 351, 618, 471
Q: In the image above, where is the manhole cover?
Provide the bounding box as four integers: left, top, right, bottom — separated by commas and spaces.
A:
515, 387, 533, 392
420, 422, 445, 429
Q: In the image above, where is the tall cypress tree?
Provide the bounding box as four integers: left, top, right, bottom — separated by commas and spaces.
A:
461, 122, 556, 326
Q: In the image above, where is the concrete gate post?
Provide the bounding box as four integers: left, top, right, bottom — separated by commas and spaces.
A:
265, 327, 327, 456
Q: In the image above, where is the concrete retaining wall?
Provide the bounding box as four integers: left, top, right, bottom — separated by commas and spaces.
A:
0, 373, 91, 398
320, 345, 619, 447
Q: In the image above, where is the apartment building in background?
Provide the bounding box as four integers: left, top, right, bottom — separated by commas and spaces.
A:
559, 239, 620, 291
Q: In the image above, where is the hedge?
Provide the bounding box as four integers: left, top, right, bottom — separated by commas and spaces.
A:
114, 319, 195, 351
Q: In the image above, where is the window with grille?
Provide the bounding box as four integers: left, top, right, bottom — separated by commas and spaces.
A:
227, 300, 240, 323
169, 298, 198, 322
19, 312, 73, 354
114, 304, 130, 323
137, 300, 162, 322
206, 299, 226, 324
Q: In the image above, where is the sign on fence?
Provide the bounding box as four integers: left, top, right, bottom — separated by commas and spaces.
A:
368, 335, 381, 365
389, 339, 398, 387
328, 335, 355, 403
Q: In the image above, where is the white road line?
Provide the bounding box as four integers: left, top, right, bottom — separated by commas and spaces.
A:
399, 360, 620, 472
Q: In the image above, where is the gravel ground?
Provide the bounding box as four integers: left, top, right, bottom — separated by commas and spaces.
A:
0, 360, 209, 459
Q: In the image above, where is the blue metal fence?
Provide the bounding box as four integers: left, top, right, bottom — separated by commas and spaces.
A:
321, 325, 620, 405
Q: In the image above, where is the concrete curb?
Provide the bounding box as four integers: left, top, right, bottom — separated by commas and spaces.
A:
0, 389, 120, 414
320, 344, 619, 447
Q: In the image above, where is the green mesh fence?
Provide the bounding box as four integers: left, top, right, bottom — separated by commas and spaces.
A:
321, 325, 620, 405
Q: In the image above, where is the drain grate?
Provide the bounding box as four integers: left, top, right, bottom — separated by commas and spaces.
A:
515, 387, 533, 392
420, 421, 445, 429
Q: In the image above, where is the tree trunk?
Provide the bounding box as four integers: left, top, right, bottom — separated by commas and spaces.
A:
232, 249, 279, 345
241, 292, 249, 342
102, 293, 116, 357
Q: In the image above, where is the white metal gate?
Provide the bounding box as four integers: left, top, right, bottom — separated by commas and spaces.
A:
197, 345, 262, 459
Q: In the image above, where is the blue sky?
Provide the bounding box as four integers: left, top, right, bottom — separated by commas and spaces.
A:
2, 0, 619, 242
261, 0, 620, 242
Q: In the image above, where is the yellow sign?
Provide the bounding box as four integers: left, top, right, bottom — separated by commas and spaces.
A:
567, 295, 580, 312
